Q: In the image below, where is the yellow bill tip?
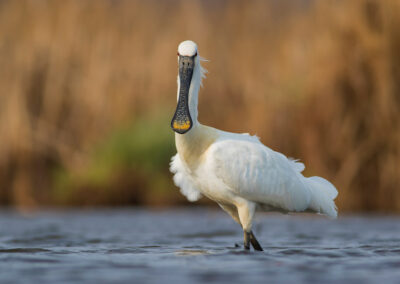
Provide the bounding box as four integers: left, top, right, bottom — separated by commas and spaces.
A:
173, 120, 191, 131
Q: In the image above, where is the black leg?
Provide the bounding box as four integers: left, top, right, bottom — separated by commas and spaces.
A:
243, 231, 250, 250
250, 231, 263, 251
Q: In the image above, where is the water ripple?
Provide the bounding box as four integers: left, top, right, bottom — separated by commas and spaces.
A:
0, 209, 399, 284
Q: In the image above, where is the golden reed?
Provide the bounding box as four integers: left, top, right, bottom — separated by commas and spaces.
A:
0, 0, 399, 211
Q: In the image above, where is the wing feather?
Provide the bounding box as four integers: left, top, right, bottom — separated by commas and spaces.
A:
209, 138, 311, 212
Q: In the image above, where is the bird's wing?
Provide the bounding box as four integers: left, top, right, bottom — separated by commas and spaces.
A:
209, 137, 311, 211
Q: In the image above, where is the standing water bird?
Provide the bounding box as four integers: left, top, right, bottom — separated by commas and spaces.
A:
170, 40, 338, 251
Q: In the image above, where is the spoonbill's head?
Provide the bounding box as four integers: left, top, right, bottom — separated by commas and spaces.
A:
171, 40, 198, 134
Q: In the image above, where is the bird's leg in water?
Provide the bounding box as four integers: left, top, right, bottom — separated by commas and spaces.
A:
250, 231, 263, 251
243, 231, 250, 250
237, 200, 259, 251
243, 230, 263, 251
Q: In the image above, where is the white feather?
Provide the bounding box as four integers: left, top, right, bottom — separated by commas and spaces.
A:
306, 176, 338, 218
208, 135, 311, 212
170, 154, 202, 202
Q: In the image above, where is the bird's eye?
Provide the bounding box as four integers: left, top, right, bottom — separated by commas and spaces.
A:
194, 52, 198, 57
177, 52, 180, 56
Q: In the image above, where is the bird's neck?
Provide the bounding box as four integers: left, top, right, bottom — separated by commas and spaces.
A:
188, 62, 201, 125
175, 56, 205, 126
175, 124, 218, 169
175, 57, 214, 168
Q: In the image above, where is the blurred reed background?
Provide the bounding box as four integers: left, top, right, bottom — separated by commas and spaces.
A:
0, 0, 399, 212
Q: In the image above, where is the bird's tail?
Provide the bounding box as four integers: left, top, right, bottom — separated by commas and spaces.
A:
306, 176, 338, 218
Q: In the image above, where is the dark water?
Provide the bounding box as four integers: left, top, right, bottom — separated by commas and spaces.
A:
0, 208, 400, 284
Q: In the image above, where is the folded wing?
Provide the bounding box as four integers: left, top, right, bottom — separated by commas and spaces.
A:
209, 137, 312, 212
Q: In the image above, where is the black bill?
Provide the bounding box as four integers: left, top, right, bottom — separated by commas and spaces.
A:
171, 56, 195, 134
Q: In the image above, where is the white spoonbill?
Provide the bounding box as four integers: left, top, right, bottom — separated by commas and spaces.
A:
170, 40, 338, 251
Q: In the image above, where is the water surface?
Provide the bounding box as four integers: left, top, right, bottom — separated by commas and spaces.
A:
0, 208, 399, 283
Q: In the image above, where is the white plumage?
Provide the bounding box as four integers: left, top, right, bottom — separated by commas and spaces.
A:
170, 40, 338, 250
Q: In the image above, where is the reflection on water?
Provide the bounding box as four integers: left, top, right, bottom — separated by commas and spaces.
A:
0, 208, 400, 283
175, 249, 211, 256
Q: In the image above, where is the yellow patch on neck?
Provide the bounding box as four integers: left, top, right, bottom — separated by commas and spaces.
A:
175, 124, 219, 170
173, 120, 191, 130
